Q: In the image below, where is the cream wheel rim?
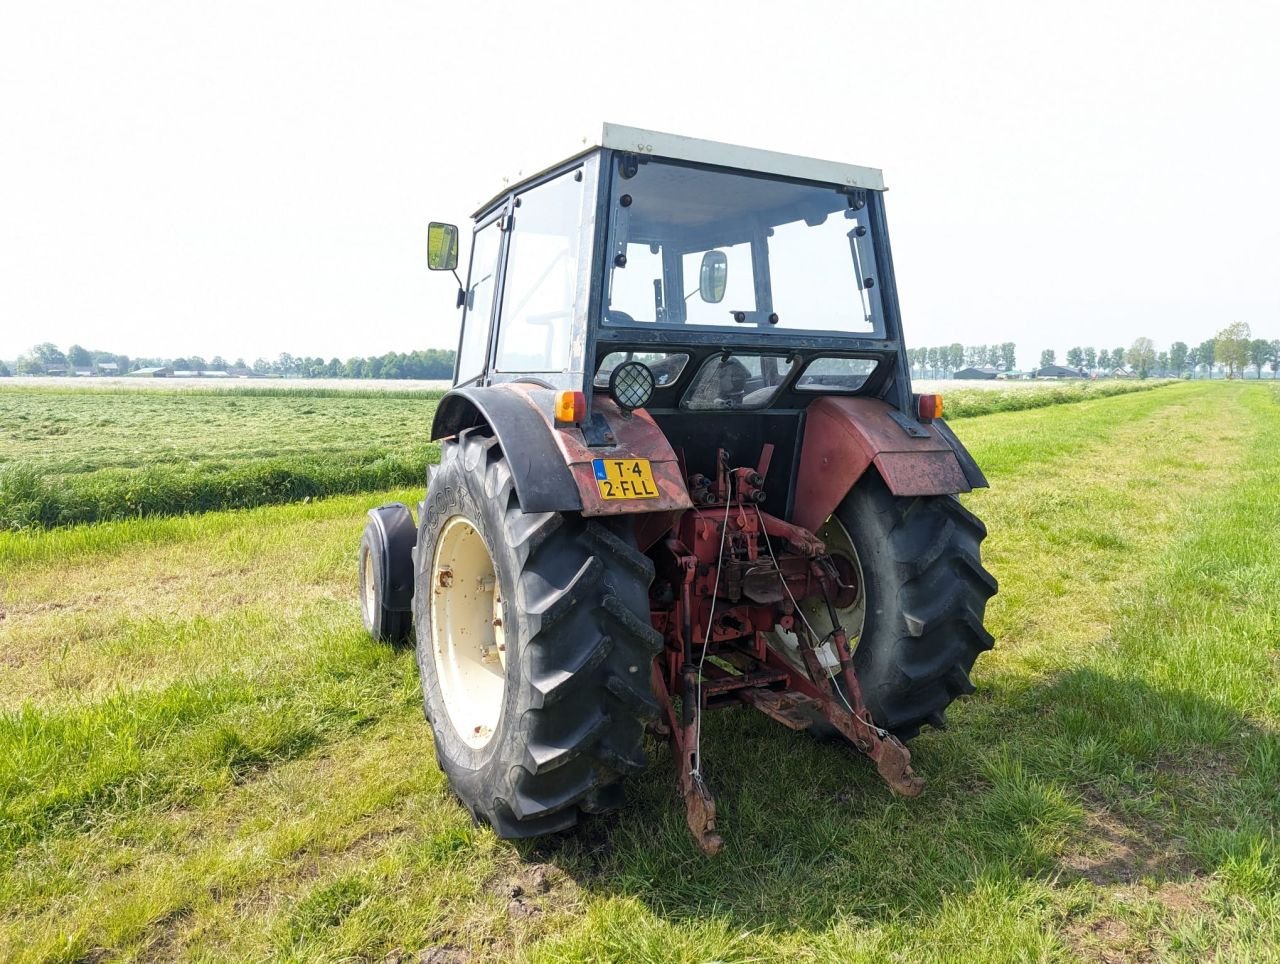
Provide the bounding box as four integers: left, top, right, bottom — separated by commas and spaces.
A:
362, 546, 377, 623
430, 515, 506, 749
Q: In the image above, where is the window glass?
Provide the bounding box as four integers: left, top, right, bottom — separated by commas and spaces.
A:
494, 170, 584, 372
604, 158, 884, 336
456, 219, 501, 384
768, 214, 877, 331
681, 354, 797, 410
606, 243, 663, 323
593, 351, 689, 388
794, 357, 879, 391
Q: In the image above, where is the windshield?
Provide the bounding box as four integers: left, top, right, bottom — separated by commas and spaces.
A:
603, 157, 885, 336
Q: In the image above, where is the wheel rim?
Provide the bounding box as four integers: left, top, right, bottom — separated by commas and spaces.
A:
361, 545, 377, 624
768, 515, 866, 672
430, 515, 506, 749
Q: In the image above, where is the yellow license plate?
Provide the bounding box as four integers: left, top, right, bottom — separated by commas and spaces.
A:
592, 458, 659, 500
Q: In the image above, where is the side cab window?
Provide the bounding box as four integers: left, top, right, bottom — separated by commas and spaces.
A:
455, 217, 503, 385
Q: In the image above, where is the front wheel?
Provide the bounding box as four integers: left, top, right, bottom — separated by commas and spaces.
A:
414, 430, 662, 838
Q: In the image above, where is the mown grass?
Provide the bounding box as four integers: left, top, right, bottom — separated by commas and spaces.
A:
0, 380, 1274, 960
0, 386, 440, 530
0, 380, 1170, 532
938, 377, 1173, 419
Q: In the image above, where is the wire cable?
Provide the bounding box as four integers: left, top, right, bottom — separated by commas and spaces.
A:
690, 476, 731, 782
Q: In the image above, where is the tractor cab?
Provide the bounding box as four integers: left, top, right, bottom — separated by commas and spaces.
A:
425, 124, 965, 525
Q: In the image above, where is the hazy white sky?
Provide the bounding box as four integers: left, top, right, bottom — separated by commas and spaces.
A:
2, 1, 1276, 369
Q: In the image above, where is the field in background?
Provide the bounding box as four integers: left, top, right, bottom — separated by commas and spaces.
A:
1, 379, 1171, 531
0, 380, 1276, 960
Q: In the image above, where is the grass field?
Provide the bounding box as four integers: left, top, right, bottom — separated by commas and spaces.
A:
1, 379, 1168, 531
1, 380, 1277, 961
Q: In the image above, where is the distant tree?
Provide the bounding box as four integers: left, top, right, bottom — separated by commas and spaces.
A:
1000, 342, 1017, 371
1096, 349, 1110, 370
1197, 338, 1216, 378
1270, 340, 1280, 378
17, 355, 43, 374
171, 357, 191, 371
1039, 349, 1055, 369
1214, 323, 1250, 378
252, 357, 271, 374
1169, 341, 1188, 376
66, 344, 92, 367
1246, 338, 1270, 378
926, 347, 939, 377
1083, 347, 1097, 371
326, 357, 342, 376
210, 355, 228, 371
187, 355, 207, 372
1156, 351, 1169, 375
1112, 347, 1125, 371
1126, 337, 1156, 378
1066, 347, 1084, 368
233, 357, 247, 369
29, 342, 66, 366
0, 361, 10, 377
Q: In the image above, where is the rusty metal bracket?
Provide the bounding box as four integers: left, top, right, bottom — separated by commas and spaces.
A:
796, 631, 924, 798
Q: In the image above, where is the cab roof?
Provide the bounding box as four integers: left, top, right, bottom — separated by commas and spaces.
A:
472, 123, 886, 218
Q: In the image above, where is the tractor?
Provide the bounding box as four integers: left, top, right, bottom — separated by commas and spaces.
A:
358, 124, 996, 854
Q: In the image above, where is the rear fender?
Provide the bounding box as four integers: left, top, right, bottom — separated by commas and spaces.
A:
792, 397, 982, 532
432, 383, 691, 525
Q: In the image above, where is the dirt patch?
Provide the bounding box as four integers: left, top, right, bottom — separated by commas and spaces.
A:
1059, 789, 1202, 887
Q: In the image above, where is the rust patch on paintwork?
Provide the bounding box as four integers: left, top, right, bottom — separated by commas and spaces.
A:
793, 396, 969, 532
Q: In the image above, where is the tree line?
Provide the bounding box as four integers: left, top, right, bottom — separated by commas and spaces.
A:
4, 343, 457, 380
908, 343, 1018, 378
1039, 324, 1279, 379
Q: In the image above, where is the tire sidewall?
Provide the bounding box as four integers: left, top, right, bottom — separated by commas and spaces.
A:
358, 525, 387, 638
414, 450, 525, 779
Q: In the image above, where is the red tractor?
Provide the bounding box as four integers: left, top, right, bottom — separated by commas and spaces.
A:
359, 125, 996, 854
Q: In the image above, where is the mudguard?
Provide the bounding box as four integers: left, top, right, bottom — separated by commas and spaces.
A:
365, 502, 416, 611
792, 397, 984, 533
432, 383, 692, 519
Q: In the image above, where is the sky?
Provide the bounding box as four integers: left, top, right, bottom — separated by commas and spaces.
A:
2, 0, 1277, 371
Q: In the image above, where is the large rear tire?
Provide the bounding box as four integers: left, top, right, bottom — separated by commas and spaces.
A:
834, 471, 997, 740
414, 430, 662, 837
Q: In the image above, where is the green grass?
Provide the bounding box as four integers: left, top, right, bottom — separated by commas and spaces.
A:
0, 381, 1276, 960
939, 378, 1174, 418
0, 380, 1171, 532
0, 386, 441, 530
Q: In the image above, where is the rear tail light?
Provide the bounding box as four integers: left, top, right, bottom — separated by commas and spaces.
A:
554, 390, 587, 425
917, 393, 944, 422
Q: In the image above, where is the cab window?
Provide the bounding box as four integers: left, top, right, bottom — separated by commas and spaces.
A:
493, 170, 585, 373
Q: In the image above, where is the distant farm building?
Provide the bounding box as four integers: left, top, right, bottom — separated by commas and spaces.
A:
1108, 367, 1135, 378
1033, 365, 1087, 379
43, 363, 68, 376
73, 368, 93, 377
953, 366, 1000, 380
129, 366, 173, 377
96, 362, 119, 374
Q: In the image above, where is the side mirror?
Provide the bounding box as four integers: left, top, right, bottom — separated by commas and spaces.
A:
427, 222, 460, 272
699, 250, 728, 303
